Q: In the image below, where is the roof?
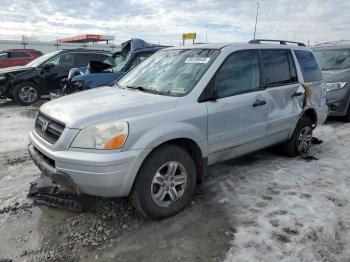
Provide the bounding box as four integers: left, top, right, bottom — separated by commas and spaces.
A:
59, 48, 111, 54
3, 49, 41, 52
312, 43, 350, 50
165, 41, 310, 51
119, 38, 167, 54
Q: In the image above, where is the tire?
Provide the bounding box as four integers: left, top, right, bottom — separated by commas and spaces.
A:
13, 82, 40, 106
281, 117, 314, 157
131, 144, 197, 220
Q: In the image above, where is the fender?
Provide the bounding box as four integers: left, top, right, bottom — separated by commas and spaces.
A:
128, 122, 209, 158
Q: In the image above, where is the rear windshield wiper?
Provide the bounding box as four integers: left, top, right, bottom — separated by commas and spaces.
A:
125, 85, 162, 95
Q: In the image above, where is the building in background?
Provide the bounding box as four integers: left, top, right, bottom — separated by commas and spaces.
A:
0, 35, 119, 54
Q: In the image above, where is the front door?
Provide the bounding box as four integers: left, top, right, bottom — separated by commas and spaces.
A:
206, 50, 269, 162
41, 53, 75, 91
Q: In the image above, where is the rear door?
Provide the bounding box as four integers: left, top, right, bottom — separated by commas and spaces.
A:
207, 50, 269, 156
9, 51, 33, 66
260, 49, 303, 138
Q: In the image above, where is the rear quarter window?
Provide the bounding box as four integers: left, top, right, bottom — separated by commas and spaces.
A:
294, 50, 323, 83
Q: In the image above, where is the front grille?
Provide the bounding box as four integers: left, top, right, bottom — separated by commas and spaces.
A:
35, 112, 65, 144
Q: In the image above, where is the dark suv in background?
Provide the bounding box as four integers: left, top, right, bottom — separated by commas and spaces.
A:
0, 49, 110, 105
313, 44, 350, 121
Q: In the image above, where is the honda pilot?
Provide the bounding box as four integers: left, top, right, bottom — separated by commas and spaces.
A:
28, 40, 328, 219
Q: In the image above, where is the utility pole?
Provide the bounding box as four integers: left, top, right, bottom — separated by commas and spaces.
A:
106, 25, 109, 44
205, 24, 208, 43
253, 1, 260, 40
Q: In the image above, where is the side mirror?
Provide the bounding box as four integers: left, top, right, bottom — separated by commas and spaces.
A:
61, 78, 68, 84
43, 63, 55, 71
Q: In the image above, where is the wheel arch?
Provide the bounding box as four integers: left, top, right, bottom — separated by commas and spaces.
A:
303, 108, 318, 126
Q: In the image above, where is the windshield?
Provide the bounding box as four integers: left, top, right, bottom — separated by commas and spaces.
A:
117, 49, 219, 96
314, 49, 350, 70
103, 51, 130, 72
26, 51, 60, 67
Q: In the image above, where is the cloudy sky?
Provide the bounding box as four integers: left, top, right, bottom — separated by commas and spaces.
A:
0, 0, 349, 45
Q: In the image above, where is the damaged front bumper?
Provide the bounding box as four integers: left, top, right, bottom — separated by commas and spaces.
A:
28, 144, 81, 194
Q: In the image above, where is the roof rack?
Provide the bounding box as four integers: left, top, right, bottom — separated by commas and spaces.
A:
249, 39, 306, 47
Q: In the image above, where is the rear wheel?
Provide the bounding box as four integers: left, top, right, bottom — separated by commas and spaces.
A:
13, 82, 39, 106
131, 144, 197, 219
281, 117, 314, 157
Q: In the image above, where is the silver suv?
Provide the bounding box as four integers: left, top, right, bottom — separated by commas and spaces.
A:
29, 39, 328, 219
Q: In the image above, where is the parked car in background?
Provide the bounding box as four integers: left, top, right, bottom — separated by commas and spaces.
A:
62, 39, 166, 94
0, 49, 110, 105
0, 49, 42, 68
29, 40, 328, 219
313, 43, 350, 121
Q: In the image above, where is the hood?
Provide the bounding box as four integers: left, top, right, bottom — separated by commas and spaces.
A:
322, 68, 350, 82
0, 65, 34, 75
40, 86, 178, 129
73, 72, 125, 89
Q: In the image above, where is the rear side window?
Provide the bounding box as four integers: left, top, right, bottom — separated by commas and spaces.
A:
261, 50, 297, 86
215, 50, 260, 98
294, 50, 322, 82
10, 52, 31, 58
76, 53, 109, 66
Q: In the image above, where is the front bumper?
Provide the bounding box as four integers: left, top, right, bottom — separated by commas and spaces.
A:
29, 130, 148, 197
326, 88, 350, 117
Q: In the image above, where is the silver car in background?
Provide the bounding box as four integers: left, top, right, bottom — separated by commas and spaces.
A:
29, 39, 328, 219
313, 44, 350, 121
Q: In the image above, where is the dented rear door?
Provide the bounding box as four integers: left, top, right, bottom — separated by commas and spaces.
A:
260, 49, 302, 139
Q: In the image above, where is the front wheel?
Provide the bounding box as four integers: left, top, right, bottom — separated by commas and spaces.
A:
131, 144, 197, 219
13, 82, 39, 106
281, 117, 314, 157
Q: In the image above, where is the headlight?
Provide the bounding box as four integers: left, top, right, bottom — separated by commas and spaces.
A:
0, 76, 6, 81
71, 80, 84, 89
325, 82, 347, 92
71, 122, 128, 150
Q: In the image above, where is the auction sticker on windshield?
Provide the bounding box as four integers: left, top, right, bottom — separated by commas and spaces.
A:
185, 57, 211, 64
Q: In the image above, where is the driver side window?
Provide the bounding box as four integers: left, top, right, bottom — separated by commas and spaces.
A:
47, 54, 74, 67
215, 50, 261, 98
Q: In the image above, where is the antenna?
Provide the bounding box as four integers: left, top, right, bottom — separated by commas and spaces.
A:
253, 1, 260, 40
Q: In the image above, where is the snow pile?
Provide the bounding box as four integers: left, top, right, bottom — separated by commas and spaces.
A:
206, 122, 350, 261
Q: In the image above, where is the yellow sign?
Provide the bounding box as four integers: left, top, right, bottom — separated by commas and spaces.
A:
182, 33, 197, 40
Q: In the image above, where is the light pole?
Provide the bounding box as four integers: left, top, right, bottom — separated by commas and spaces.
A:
253, 1, 260, 39
205, 23, 208, 43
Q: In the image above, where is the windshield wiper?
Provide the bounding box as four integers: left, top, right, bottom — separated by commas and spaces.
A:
125, 85, 162, 95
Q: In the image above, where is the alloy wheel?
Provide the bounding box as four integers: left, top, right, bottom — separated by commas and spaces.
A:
18, 86, 37, 104
151, 161, 188, 208
297, 126, 313, 155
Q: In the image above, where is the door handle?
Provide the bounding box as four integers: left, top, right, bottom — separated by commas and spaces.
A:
292, 91, 304, 98
253, 99, 267, 107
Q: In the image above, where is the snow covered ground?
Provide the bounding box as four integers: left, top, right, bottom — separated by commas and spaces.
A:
1, 100, 350, 261
0, 102, 38, 209
207, 121, 350, 262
